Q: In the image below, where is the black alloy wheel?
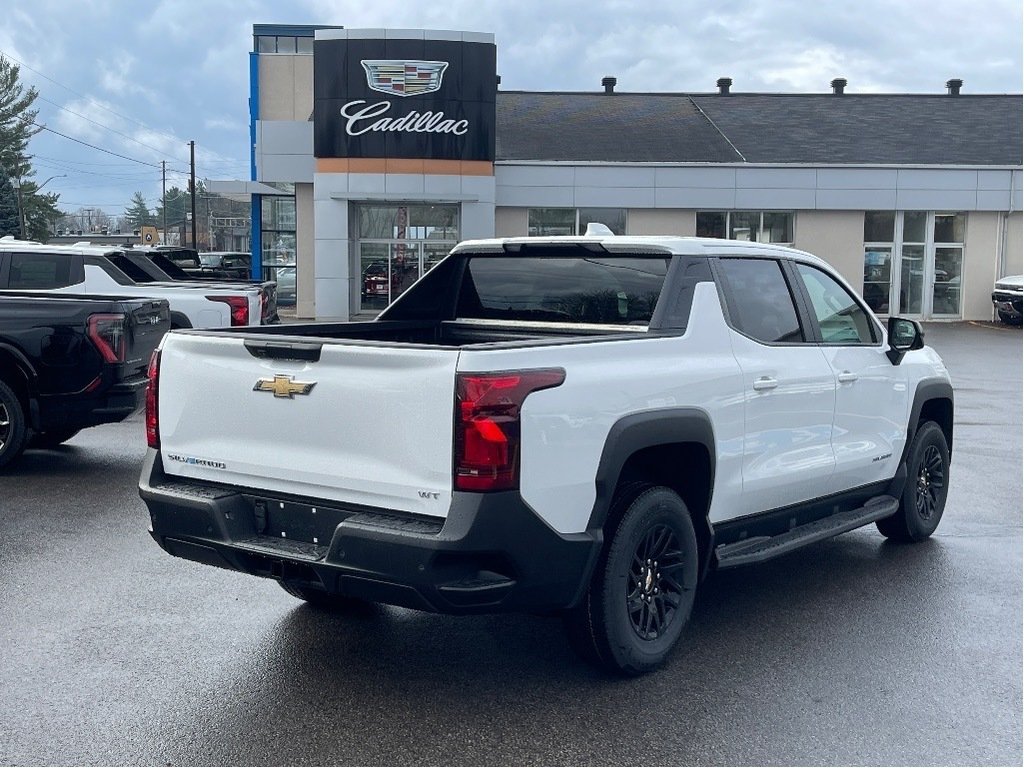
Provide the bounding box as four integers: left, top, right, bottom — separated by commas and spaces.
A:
0, 379, 28, 470
628, 524, 686, 642
914, 444, 945, 521
877, 420, 950, 542
564, 485, 699, 675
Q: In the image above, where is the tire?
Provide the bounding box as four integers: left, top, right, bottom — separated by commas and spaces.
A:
564, 486, 699, 675
29, 428, 81, 449
0, 379, 28, 471
278, 580, 372, 612
877, 421, 950, 542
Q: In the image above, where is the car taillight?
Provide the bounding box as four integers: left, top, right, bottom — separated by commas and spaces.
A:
146, 350, 160, 448
454, 369, 565, 492
206, 295, 249, 326
87, 313, 126, 363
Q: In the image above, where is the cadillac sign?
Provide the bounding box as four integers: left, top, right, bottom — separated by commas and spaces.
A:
362, 60, 448, 97
314, 36, 496, 161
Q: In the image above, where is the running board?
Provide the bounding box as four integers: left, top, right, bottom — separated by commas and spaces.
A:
715, 495, 899, 569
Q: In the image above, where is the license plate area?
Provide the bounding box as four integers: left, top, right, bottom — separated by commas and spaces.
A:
248, 496, 352, 546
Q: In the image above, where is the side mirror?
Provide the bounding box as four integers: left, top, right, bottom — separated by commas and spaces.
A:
886, 316, 924, 364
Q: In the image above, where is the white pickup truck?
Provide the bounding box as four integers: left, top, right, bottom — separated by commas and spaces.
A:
0, 239, 270, 329
139, 232, 954, 674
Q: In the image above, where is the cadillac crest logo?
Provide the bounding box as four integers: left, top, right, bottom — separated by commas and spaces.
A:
361, 60, 448, 97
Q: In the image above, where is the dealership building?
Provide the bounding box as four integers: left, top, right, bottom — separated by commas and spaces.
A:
223, 24, 1023, 321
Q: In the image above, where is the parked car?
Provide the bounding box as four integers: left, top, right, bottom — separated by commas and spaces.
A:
275, 266, 296, 307
199, 251, 252, 281
991, 274, 1023, 324
104, 249, 279, 325
140, 231, 953, 674
0, 238, 264, 329
0, 291, 169, 469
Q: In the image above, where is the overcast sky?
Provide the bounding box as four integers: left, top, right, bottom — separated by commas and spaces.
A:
0, 0, 1020, 220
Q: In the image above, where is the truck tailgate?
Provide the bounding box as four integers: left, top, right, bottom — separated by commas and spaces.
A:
157, 333, 459, 516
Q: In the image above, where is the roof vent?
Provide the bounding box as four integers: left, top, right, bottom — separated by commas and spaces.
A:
831, 77, 847, 94
716, 77, 732, 95
602, 76, 617, 94
946, 78, 963, 95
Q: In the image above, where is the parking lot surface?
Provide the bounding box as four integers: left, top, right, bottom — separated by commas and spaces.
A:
0, 322, 1020, 766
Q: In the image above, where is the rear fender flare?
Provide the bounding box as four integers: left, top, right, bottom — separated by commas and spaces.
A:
587, 409, 717, 576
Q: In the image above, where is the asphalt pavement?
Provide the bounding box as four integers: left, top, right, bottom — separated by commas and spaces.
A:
0, 322, 1020, 766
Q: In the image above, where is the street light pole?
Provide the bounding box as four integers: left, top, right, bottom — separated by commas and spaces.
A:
10, 178, 25, 239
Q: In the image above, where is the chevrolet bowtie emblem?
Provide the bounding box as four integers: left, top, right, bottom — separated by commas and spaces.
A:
253, 375, 316, 398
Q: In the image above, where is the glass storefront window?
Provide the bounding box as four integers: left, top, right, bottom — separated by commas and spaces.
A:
357, 204, 458, 240
697, 211, 793, 245
863, 248, 892, 314
864, 211, 895, 242
528, 208, 575, 236
696, 212, 726, 239
934, 213, 966, 244
577, 208, 626, 235
903, 211, 927, 243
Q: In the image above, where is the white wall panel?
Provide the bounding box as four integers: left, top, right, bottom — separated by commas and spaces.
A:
313, 238, 350, 279
573, 186, 656, 208
573, 166, 656, 187
423, 175, 463, 196
461, 175, 497, 204
348, 174, 386, 194
314, 277, 350, 320
897, 168, 978, 190
816, 188, 898, 210
384, 174, 426, 195
736, 168, 817, 189
655, 187, 736, 208
895, 189, 979, 210
654, 167, 736, 188
496, 165, 575, 187
816, 168, 899, 189
735, 187, 816, 209
496, 185, 575, 207
313, 199, 350, 240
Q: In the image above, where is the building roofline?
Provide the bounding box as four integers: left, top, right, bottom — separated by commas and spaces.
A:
253, 24, 342, 37
496, 89, 1023, 98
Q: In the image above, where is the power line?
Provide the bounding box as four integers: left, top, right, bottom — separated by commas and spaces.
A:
30, 120, 161, 167
36, 95, 176, 159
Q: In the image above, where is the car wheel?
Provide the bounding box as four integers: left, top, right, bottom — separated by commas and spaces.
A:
0, 379, 28, 471
877, 421, 950, 542
278, 580, 373, 612
564, 486, 699, 675
30, 428, 81, 449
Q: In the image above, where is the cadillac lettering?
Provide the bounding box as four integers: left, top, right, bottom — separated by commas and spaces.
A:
339, 100, 470, 137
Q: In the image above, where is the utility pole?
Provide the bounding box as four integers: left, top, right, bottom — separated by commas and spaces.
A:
161, 160, 167, 243
189, 141, 197, 250
11, 178, 25, 239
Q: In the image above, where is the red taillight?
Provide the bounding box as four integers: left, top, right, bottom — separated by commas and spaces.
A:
454, 369, 565, 492
145, 350, 160, 449
206, 295, 249, 326
87, 313, 126, 363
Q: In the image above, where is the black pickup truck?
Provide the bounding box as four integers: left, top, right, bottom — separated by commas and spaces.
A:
0, 292, 170, 469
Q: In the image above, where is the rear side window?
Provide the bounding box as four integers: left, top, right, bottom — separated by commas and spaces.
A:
716, 257, 804, 343
456, 255, 670, 325
8, 253, 76, 289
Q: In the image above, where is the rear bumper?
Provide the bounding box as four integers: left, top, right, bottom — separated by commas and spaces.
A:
139, 451, 601, 614
35, 375, 147, 432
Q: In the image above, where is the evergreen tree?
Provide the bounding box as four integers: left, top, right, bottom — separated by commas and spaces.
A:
124, 191, 153, 230
0, 55, 40, 188
20, 180, 61, 241
0, 176, 20, 236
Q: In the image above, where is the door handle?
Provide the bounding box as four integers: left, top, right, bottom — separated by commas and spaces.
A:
837, 371, 859, 384
752, 376, 778, 391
